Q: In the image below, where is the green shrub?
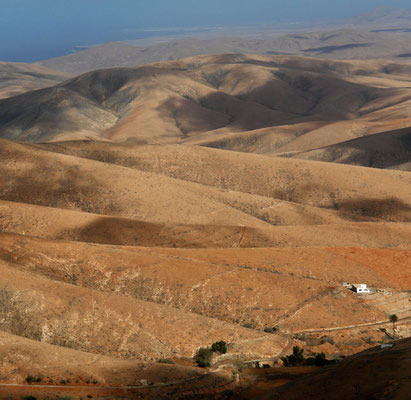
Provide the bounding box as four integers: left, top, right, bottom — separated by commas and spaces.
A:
282, 347, 335, 367
211, 341, 227, 354
281, 346, 305, 366
242, 323, 254, 329
194, 347, 214, 368
157, 358, 175, 364
25, 375, 36, 384
22, 396, 37, 400
25, 375, 42, 384
304, 357, 316, 366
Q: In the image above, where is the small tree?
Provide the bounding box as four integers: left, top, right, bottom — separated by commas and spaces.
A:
389, 314, 398, 339
211, 341, 227, 354
281, 346, 305, 367
194, 347, 214, 368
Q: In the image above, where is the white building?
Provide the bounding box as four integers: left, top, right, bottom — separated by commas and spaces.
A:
352, 284, 371, 294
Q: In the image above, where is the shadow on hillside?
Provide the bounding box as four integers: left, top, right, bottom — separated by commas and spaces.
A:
0, 145, 119, 216
55, 217, 251, 248
335, 197, 411, 222
297, 127, 411, 168
56, 217, 166, 247
303, 43, 371, 55
155, 66, 404, 140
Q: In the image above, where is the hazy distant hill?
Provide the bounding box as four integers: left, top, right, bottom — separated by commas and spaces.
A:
36, 29, 411, 75
0, 62, 70, 99
345, 7, 411, 25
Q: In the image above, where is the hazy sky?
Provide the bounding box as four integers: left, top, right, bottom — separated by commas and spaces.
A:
1, 0, 410, 62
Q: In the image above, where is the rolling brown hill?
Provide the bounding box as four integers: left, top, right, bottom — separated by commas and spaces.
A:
278, 126, 411, 168
0, 62, 70, 99
1, 231, 409, 332
34, 140, 411, 222
0, 258, 287, 361
0, 330, 204, 386
2, 54, 411, 158
0, 52, 410, 398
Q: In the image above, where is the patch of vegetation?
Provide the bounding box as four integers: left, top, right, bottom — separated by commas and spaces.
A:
281, 346, 305, 367
242, 322, 255, 329
22, 396, 37, 400
304, 352, 334, 367
25, 375, 42, 384
211, 341, 227, 354
264, 326, 278, 334
281, 346, 335, 367
157, 358, 175, 364
194, 341, 228, 367
194, 347, 214, 368
293, 334, 307, 341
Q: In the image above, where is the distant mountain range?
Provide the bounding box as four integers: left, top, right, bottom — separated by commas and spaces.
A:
345, 7, 411, 24
35, 28, 411, 75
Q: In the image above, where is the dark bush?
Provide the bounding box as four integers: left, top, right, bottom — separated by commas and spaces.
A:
305, 357, 316, 366
264, 327, 278, 333
25, 375, 36, 384
282, 347, 335, 367
211, 341, 227, 354
157, 358, 175, 364
194, 347, 214, 368
281, 346, 305, 366
25, 375, 42, 384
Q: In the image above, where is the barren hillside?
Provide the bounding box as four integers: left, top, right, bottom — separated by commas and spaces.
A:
3, 55, 411, 147
0, 53, 410, 398
256, 338, 411, 400
0, 62, 70, 99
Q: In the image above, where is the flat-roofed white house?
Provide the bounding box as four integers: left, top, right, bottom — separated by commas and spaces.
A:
352, 283, 371, 294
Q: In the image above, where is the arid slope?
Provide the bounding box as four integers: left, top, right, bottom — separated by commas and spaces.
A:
3, 55, 411, 146
0, 62, 70, 99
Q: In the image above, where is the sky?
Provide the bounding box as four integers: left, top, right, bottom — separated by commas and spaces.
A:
1, 0, 410, 62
